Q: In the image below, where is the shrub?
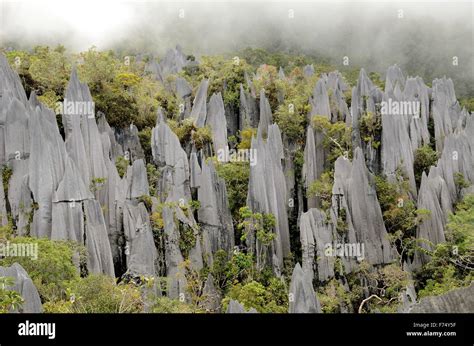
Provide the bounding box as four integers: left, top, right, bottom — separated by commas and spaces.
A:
0, 237, 84, 302
45, 274, 143, 313
0, 276, 24, 313
152, 297, 195, 313
238, 128, 256, 150
191, 126, 213, 151
221, 279, 288, 313
359, 111, 382, 149
413, 145, 439, 187
312, 116, 352, 165
415, 194, 474, 297
115, 156, 129, 178
215, 162, 250, 220
307, 172, 333, 210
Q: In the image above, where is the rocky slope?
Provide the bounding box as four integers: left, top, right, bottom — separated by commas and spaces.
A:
0, 49, 472, 313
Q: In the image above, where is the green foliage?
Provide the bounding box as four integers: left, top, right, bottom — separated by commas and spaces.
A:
89, 177, 107, 193
210, 250, 254, 289
168, 118, 194, 144
221, 279, 288, 313
44, 274, 143, 313
76, 47, 161, 129
138, 195, 153, 211
374, 174, 430, 262
0, 222, 13, 240
318, 279, 351, 313
178, 222, 197, 259
418, 265, 471, 299
0, 276, 24, 313
312, 116, 352, 164
237, 207, 276, 271
274, 100, 307, 143
2, 165, 13, 197
447, 194, 474, 249
368, 71, 385, 90
413, 145, 439, 187
191, 126, 213, 151
152, 296, 196, 313
37, 90, 60, 110
0, 237, 84, 302
138, 127, 153, 163
183, 55, 252, 110
115, 156, 129, 178
238, 128, 256, 150
359, 112, 382, 149
77, 48, 118, 90
29, 46, 71, 95
215, 162, 250, 219
253, 64, 280, 109
237, 207, 275, 243
459, 97, 474, 112
146, 163, 160, 196
454, 172, 470, 194
307, 172, 334, 210
415, 194, 474, 298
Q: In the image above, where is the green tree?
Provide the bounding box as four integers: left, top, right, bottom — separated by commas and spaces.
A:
413, 145, 439, 188
0, 277, 24, 313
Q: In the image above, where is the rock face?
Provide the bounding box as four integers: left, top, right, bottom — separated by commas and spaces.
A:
257, 89, 273, 138
300, 209, 335, 283
332, 148, 395, 267
302, 127, 323, 209
145, 46, 189, 84
1, 49, 473, 314
247, 124, 290, 270
197, 159, 234, 262
0, 263, 42, 313
414, 167, 452, 266
289, 263, 321, 313
190, 79, 209, 127
414, 113, 474, 267
404, 284, 474, 313
161, 206, 187, 299
123, 201, 158, 277
309, 79, 331, 120
206, 93, 229, 155
239, 83, 259, 130
151, 112, 192, 203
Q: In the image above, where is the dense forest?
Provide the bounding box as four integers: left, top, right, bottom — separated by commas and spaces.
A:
0, 45, 472, 313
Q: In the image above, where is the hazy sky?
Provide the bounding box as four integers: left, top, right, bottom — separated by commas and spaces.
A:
1, 0, 473, 93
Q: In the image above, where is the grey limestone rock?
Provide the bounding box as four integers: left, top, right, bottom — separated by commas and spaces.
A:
126, 159, 150, 199
0, 263, 42, 313
289, 263, 321, 313
247, 124, 290, 269
206, 92, 229, 156
300, 209, 335, 283
84, 200, 115, 277
190, 79, 209, 127
405, 284, 474, 313
151, 112, 192, 204
197, 159, 234, 262
239, 83, 259, 130
123, 201, 158, 277
331, 148, 395, 267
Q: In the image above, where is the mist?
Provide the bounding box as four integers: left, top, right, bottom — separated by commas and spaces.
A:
1, 0, 473, 95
